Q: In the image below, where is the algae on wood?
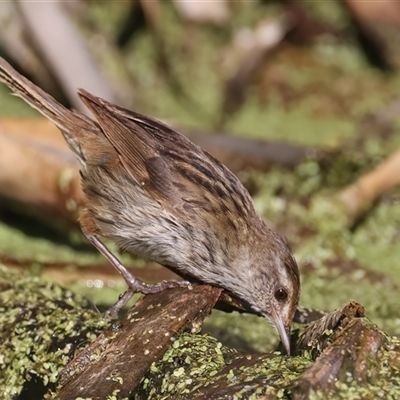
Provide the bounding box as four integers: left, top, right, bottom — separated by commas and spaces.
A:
0, 265, 105, 398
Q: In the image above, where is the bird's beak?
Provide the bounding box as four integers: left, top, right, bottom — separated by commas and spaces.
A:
270, 309, 291, 356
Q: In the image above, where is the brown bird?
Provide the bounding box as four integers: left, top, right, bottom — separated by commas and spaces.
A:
0, 58, 300, 354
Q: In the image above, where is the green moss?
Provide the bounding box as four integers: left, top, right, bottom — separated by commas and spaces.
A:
227, 99, 356, 147
0, 265, 105, 399
138, 332, 311, 399
0, 221, 100, 264
302, 0, 350, 29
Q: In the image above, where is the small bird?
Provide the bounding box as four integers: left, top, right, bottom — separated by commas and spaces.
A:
0, 58, 300, 354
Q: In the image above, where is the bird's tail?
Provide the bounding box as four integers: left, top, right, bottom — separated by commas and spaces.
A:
0, 57, 99, 162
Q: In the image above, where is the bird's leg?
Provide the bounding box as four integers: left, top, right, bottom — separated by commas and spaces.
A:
104, 289, 134, 318
83, 232, 191, 314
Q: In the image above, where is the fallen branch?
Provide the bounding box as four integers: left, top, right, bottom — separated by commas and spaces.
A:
57, 285, 222, 398
0, 118, 84, 228
338, 147, 400, 220
293, 301, 394, 399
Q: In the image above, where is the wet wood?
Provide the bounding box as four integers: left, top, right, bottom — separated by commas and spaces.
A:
338, 147, 400, 221
0, 255, 181, 287
56, 285, 222, 399
295, 301, 365, 357
293, 301, 389, 399
0, 118, 84, 228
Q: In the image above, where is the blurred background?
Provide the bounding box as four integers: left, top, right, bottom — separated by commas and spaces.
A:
0, 0, 399, 351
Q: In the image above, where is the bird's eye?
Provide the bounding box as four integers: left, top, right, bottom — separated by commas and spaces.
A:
274, 287, 288, 302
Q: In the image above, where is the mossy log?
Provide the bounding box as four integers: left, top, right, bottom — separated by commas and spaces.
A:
56, 284, 223, 399
293, 302, 400, 399
0, 265, 399, 399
